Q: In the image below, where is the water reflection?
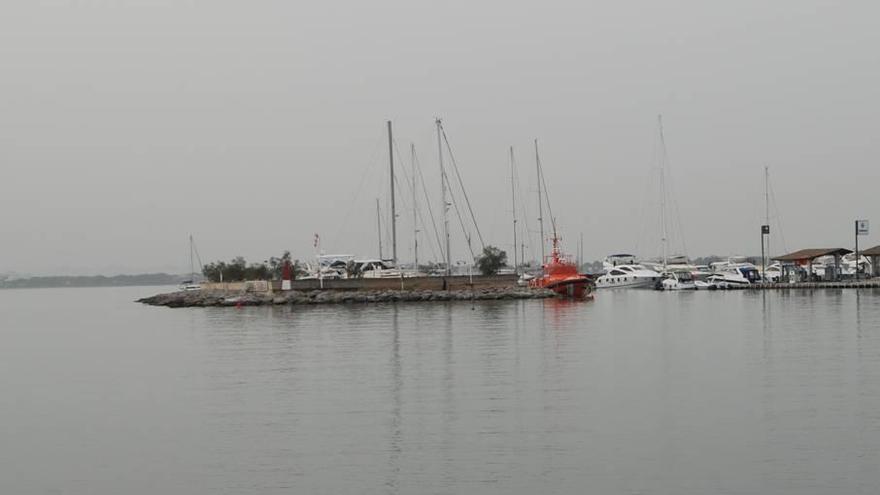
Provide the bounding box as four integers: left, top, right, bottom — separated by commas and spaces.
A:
385, 305, 401, 494
6, 288, 880, 494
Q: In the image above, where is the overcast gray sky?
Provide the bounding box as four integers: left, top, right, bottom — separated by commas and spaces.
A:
2, 0, 878, 275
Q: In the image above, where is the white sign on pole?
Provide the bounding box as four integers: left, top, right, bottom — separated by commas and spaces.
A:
856, 219, 869, 235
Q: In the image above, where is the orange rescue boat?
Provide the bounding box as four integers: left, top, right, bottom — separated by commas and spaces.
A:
530, 236, 594, 299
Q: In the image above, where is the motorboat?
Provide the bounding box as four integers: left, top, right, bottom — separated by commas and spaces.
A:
530, 236, 593, 299
656, 270, 697, 290
691, 265, 715, 289
707, 263, 761, 288
517, 272, 535, 286
300, 254, 354, 280
595, 263, 661, 289
760, 262, 782, 283
354, 259, 406, 278
178, 280, 201, 291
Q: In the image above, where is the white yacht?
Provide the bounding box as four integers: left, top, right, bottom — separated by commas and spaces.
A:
354, 259, 406, 278
300, 254, 355, 280
707, 263, 761, 288
657, 270, 697, 290
692, 265, 715, 289
596, 263, 661, 289
762, 263, 782, 283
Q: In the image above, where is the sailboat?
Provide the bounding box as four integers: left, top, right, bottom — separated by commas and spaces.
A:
632, 115, 695, 291
526, 140, 593, 299
179, 235, 202, 291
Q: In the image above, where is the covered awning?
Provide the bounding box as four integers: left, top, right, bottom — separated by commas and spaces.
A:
861, 245, 880, 257
864, 246, 880, 277
772, 248, 853, 263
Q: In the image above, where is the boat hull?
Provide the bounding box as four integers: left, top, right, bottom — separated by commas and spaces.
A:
543, 277, 593, 299
595, 277, 656, 289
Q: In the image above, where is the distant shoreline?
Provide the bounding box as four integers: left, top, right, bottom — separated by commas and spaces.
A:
0, 273, 191, 290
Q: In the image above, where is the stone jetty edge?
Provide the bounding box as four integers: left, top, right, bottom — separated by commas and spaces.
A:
137, 287, 559, 308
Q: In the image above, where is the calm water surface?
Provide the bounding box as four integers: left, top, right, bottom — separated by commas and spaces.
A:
2, 287, 879, 494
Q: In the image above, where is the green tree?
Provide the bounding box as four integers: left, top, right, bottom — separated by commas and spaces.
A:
475, 245, 508, 276
201, 256, 272, 282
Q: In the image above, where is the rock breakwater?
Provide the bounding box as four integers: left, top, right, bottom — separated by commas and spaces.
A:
137, 287, 558, 308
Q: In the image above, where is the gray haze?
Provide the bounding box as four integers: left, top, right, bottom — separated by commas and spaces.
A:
2, 0, 878, 275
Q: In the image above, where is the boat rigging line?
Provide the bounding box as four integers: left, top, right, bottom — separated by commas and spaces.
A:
410, 144, 443, 264
535, 139, 557, 238
512, 149, 535, 268
391, 136, 442, 265
440, 123, 486, 252
188, 234, 204, 279
332, 128, 386, 251
767, 167, 788, 254
534, 139, 560, 264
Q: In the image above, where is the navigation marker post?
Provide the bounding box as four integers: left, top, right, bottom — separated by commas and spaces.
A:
856, 220, 869, 281
761, 224, 770, 284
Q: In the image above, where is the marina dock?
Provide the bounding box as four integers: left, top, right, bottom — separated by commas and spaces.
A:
750, 280, 880, 290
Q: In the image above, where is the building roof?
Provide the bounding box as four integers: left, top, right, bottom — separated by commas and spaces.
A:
772, 248, 853, 262
861, 245, 880, 256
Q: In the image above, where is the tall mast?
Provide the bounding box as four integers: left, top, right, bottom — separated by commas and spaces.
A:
437, 118, 451, 275
411, 143, 419, 271
510, 146, 517, 274
535, 139, 545, 264
388, 120, 397, 265
658, 115, 668, 270
376, 198, 383, 259
764, 165, 770, 261
189, 234, 195, 280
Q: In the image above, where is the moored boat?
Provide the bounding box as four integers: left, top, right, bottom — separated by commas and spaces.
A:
656, 270, 697, 290
530, 237, 593, 299
179, 235, 202, 291
707, 260, 761, 288
596, 254, 661, 289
